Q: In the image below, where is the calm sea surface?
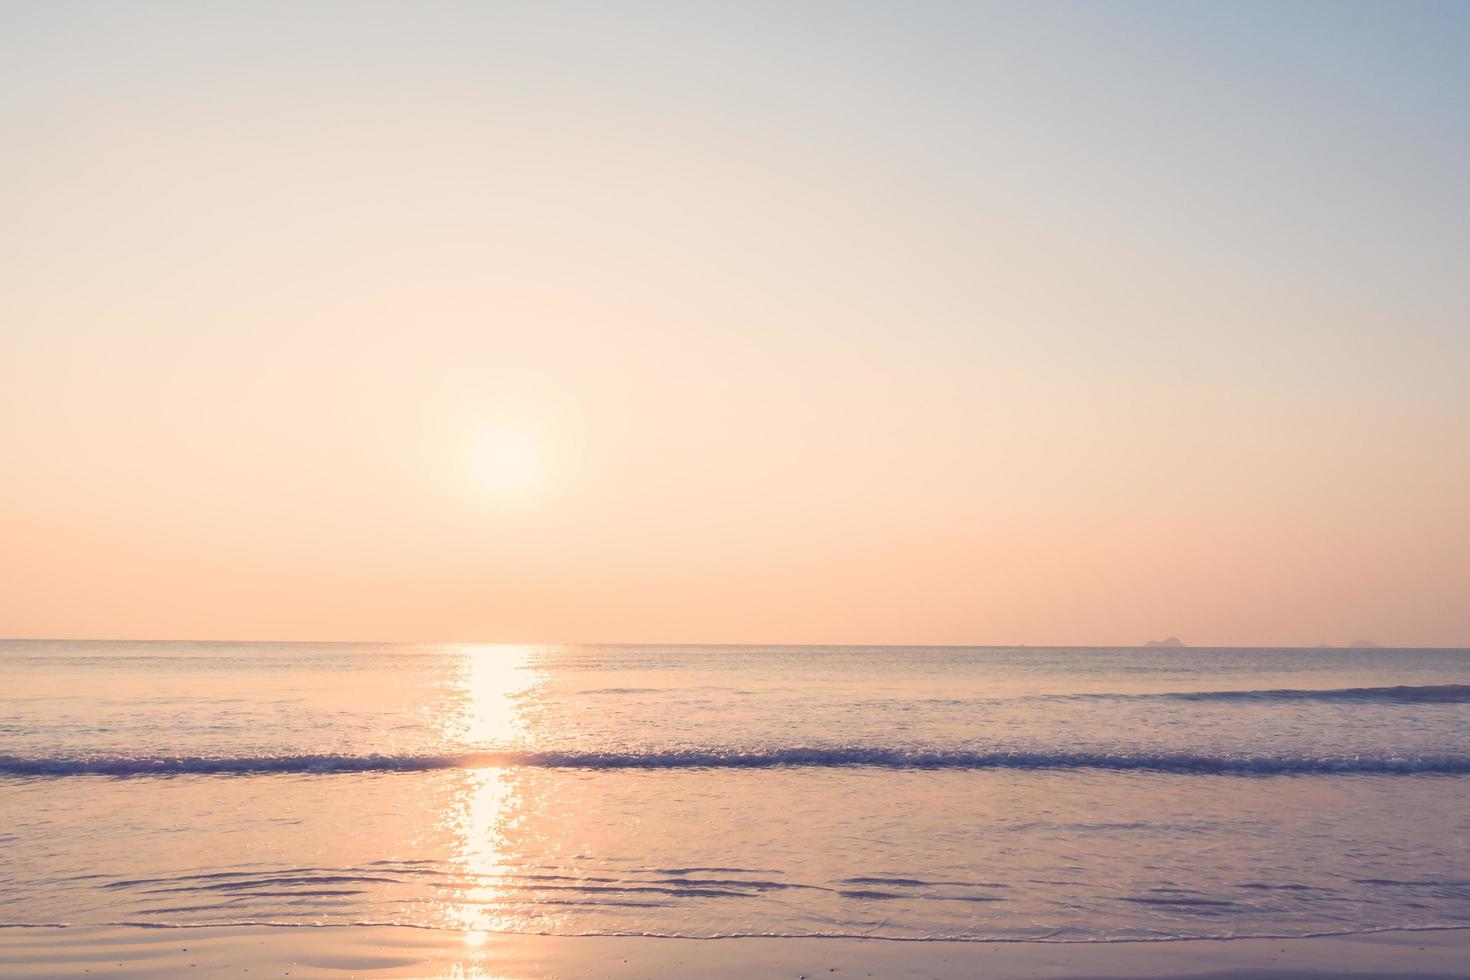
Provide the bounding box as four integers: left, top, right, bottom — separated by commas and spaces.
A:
3, 641, 1469, 942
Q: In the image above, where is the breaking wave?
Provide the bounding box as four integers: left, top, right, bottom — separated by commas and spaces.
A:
1132, 684, 1470, 704
4, 748, 1470, 777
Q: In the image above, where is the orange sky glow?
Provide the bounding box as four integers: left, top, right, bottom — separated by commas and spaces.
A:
3, 3, 1467, 647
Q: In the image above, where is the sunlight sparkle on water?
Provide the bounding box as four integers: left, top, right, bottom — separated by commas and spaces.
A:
444, 644, 538, 749
440, 644, 537, 935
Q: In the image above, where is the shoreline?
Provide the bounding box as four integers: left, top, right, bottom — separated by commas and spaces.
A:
3, 925, 1468, 978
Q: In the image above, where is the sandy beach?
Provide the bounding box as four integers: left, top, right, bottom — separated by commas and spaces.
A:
3, 926, 1469, 979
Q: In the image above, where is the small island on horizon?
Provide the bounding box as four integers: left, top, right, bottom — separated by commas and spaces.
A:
1144, 636, 1187, 648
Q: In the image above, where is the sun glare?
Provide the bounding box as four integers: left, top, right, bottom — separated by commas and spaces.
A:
469, 426, 541, 495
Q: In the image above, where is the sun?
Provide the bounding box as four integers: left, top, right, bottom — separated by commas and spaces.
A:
468, 425, 541, 495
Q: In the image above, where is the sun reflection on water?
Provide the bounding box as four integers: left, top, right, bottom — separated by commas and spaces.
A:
443, 643, 541, 749
447, 768, 519, 935
439, 644, 542, 938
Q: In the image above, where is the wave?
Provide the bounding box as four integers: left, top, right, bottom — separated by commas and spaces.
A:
862, 684, 1470, 708
9, 921, 1470, 946
1137, 684, 1470, 704
4, 748, 1470, 777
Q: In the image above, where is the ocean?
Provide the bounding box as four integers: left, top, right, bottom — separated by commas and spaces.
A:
3, 641, 1469, 945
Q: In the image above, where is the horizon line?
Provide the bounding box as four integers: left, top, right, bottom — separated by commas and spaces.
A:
3, 636, 1467, 652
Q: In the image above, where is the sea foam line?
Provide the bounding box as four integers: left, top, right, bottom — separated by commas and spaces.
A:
3, 749, 1470, 777
11, 922, 1470, 947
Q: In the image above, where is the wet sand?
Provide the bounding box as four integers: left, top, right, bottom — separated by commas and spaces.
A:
2, 926, 1468, 978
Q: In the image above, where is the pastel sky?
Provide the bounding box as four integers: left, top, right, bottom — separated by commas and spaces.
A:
3, 1, 1467, 646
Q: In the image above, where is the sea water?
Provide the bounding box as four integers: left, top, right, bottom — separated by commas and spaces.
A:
3, 641, 1468, 942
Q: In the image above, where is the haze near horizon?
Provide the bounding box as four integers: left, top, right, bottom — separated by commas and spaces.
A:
3, 1, 1468, 647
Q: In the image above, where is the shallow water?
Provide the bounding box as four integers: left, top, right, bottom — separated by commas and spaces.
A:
3, 641, 1469, 941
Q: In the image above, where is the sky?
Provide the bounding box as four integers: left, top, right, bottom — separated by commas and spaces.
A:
3, 1, 1468, 647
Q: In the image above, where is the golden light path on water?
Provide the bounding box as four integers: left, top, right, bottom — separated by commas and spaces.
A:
439, 644, 542, 945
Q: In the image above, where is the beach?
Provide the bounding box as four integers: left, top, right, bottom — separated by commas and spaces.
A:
4, 925, 1470, 978
4, 641, 1470, 978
